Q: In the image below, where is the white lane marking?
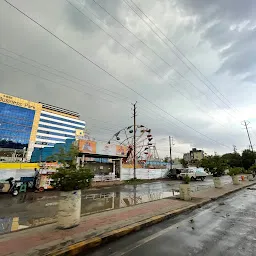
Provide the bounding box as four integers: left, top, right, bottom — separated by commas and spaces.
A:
109, 204, 218, 256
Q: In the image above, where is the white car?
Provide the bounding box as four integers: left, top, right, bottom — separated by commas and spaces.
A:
179, 168, 207, 181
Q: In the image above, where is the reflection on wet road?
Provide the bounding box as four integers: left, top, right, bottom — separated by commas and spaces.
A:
87, 185, 256, 256
0, 176, 231, 234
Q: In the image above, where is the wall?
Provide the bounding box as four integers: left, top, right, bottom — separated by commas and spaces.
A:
0, 163, 39, 181
0, 163, 39, 169
121, 168, 168, 180
83, 162, 113, 175
0, 169, 35, 181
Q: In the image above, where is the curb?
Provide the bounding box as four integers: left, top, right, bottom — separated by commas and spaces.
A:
48, 182, 256, 256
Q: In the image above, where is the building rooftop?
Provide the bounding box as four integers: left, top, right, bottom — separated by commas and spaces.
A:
39, 102, 80, 118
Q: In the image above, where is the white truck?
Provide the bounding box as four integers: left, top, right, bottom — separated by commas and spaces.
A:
179, 168, 207, 181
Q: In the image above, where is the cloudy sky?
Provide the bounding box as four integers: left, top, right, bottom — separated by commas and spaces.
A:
1, 0, 256, 158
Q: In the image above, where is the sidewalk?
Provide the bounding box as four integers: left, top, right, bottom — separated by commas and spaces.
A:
1, 181, 255, 256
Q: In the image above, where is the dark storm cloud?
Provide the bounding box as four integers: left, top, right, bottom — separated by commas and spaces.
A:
174, 0, 256, 78
1, 0, 255, 157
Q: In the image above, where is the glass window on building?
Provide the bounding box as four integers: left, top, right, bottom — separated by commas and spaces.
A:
0, 102, 35, 150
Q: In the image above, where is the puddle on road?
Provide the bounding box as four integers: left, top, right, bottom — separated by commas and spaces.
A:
0, 179, 231, 234
0, 190, 179, 234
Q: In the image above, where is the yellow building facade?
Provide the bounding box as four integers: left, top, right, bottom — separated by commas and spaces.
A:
0, 93, 42, 160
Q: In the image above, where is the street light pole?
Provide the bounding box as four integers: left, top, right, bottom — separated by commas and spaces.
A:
169, 136, 174, 170
133, 102, 137, 179
242, 121, 254, 152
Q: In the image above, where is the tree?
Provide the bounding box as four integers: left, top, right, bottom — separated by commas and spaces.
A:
200, 155, 227, 176
180, 159, 188, 168
50, 145, 94, 191
190, 159, 200, 168
249, 164, 256, 174
241, 150, 256, 170
163, 156, 169, 163
221, 152, 242, 168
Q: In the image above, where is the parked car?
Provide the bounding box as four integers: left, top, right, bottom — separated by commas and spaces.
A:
179, 168, 207, 181
167, 168, 182, 179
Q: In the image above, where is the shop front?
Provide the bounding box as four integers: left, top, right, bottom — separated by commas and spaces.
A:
77, 140, 127, 181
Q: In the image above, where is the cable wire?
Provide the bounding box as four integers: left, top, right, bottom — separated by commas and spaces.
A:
90, 0, 238, 121
124, 0, 240, 119
129, 0, 242, 115
3, 0, 232, 149
66, 0, 239, 132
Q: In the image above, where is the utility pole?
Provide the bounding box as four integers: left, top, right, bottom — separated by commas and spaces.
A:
132, 102, 137, 179
242, 121, 254, 152
169, 136, 174, 170
233, 145, 237, 153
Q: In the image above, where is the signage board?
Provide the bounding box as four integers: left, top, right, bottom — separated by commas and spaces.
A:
78, 140, 127, 157
0, 93, 40, 110
79, 140, 97, 154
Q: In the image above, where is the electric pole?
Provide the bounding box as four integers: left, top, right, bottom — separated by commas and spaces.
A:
169, 136, 174, 170
242, 121, 254, 152
233, 145, 237, 153
132, 102, 137, 179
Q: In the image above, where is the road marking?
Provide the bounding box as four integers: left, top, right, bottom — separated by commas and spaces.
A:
109, 204, 219, 256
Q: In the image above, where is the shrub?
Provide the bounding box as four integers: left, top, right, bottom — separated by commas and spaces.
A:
49, 145, 94, 191
183, 174, 190, 184
51, 167, 94, 191
228, 167, 244, 176
248, 164, 256, 174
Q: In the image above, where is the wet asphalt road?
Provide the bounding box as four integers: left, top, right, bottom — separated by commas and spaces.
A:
0, 176, 231, 233
86, 185, 256, 256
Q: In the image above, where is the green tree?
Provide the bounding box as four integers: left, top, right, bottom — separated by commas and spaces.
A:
242, 150, 256, 170
180, 159, 188, 168
249, 164, 256, 174
200, 155, 227, 176
50, 145, 94, 191
221, 152, 242, 168
163, 156, 169, 163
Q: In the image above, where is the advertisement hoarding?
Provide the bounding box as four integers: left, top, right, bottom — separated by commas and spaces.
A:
116, 145, 127, 157
78, 140, 127, 157
96, 142, 116, 156
79, 140, 97, 154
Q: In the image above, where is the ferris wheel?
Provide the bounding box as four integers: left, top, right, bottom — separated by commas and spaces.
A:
108, 125, 159, 164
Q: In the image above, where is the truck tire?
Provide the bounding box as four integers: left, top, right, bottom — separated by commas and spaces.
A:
201, 177, 205, 181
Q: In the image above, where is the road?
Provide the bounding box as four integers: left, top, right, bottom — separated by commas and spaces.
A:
0, 176, 231, 233
86, 186, 256, 256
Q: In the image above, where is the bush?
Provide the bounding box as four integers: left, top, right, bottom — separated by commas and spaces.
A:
183, 174, 190, 184
248, 164, 256, 174
49, 145, 94, 191
228, 167, 245, 176
51, 167, 94, 191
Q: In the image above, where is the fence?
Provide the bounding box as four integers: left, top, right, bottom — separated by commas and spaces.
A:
121, 168, 169, 180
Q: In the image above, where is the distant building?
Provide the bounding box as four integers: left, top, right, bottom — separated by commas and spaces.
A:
183, 153, 191, 162
190, 148, 204, 161
34, 102, 85, 150
183, 148, 204, 163
0, 92, 85, 161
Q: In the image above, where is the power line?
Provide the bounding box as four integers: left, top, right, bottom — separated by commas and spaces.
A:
0, 51, 236, 147
0, 61, 128, 106
129, 0, 241, 115
66, 0, 239, 133
90, 0, 238, 121
0, 49, 131, 103
124, 0, 240, 119
3, 0, 231, 149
